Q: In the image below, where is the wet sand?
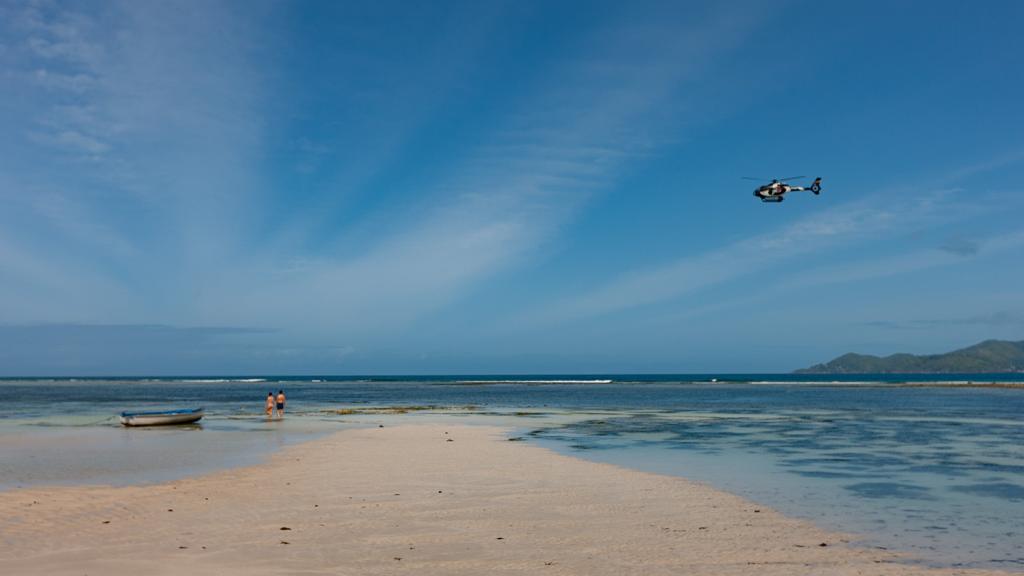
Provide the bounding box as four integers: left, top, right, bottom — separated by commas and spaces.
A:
0, 424, 1012, 575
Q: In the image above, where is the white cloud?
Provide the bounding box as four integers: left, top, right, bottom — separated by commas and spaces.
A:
32, 68, 96, 92
945, 148, 1024, 181
648, 221, 1024, 330
1, 2, 772, 357
32, 128, 109, 154
194, 4, 768, 336
0, 1, 273, 324
524, 192, 980, 325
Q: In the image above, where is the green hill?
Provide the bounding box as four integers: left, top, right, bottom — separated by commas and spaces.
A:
796, 339, 1024, 374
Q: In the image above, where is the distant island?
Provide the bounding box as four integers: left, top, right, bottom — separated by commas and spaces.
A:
796, 339, 1024, 374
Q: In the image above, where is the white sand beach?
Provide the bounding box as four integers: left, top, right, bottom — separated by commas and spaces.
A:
0, 424, 1012, 576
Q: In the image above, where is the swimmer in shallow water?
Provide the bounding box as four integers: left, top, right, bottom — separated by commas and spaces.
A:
265, 392, 275, 418
276, 390, 286, 419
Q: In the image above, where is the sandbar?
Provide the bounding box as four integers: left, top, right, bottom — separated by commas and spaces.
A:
0, 424, 1012, 575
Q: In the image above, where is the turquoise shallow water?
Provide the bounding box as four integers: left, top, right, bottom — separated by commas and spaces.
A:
2, 376, 1023, 569
530, 410, 1024, 569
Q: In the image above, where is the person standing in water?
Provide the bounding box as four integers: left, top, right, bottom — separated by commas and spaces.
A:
265, 392, 275, 418
276, 390, 286, 419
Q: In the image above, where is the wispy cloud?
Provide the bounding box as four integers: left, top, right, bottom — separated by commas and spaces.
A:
11, 2, 111, 161
1, 0, 274, 321
31, 68, 96, 93
2, 1, 773, 355
863, 311, 1024, 331
522, 192, 968, 326
938, 235, 980, 256
642, 224, 1024, 331
198, 4, 769, 335
30, 128, 109, 155
945, 147, 1024, 181
7, 2, 1016, 374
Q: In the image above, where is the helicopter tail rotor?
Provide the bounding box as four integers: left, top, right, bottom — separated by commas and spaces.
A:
810, 177, 822, 194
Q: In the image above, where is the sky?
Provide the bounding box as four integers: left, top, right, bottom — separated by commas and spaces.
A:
1, 0, 1023, 375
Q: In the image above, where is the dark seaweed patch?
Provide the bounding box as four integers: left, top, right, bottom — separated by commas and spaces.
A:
948, 483, 1024, 502
790, 469, 880, 479
845, 482, 934, 500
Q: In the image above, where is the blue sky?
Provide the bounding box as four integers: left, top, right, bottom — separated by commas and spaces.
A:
1, 0, 1022, 375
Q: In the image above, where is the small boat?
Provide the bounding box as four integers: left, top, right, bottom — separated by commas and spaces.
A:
120, 407, 204, 427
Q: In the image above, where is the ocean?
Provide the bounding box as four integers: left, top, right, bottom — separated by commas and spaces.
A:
3, 374, 1023, 569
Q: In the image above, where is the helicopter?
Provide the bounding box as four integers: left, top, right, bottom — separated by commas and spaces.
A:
746, 176, 822, 203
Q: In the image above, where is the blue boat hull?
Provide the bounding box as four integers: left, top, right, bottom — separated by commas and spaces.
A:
120, 408, 204, 427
